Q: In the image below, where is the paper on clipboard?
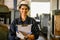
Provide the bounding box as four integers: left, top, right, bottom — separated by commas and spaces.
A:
16, 24, 32, 39
16, 32, 25, 39
16, 24, 32, 34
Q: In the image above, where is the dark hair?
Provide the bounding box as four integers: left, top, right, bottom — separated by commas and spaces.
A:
19, 4, 30, 10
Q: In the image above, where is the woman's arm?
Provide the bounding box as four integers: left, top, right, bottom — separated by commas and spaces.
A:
31, 19, 40, 39
9, 20, 17, 40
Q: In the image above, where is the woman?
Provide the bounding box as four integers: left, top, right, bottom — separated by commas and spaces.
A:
9, 1, 40, 40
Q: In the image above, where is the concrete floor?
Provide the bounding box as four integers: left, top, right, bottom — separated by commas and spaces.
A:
37, 36, 45, 40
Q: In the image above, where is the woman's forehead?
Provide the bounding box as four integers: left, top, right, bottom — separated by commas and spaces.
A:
20, 5, 28, 8
19, 4, 30, 10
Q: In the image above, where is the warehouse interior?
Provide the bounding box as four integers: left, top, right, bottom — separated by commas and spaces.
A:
0, 0, 60, 40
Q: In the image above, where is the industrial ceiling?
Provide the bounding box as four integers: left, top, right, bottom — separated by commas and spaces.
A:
31, 0, 50, 2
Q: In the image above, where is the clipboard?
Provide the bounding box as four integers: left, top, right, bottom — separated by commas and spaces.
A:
16, 24, 32, 39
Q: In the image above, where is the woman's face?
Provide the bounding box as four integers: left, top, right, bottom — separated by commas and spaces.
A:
19, 5, 29, 16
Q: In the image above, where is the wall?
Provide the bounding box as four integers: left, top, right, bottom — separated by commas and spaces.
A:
32, 0, 50, 2
4, 0, 14, 9
0, 0, 4, 4
50, 0, 57, 10
59, 0, 60, 9
50, 0, 60, 10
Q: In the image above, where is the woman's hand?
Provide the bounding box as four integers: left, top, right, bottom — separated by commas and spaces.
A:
27, 34, 35, 40
19, 31, 35, 40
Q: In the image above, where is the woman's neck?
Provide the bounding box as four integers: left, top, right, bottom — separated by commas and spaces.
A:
21, 15, 27, 22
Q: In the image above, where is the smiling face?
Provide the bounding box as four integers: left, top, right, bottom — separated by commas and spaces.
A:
19, 5, 29, 16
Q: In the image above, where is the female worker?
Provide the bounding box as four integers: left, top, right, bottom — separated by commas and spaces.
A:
9, 1, 40, 40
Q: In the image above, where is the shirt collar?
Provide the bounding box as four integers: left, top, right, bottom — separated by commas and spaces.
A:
19, 16, 29, 22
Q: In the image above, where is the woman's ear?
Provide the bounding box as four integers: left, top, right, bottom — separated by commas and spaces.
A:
27, 11, 30, 16
18, 9, 20, 11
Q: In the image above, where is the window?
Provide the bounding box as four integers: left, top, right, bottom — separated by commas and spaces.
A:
31, 2, 50, 17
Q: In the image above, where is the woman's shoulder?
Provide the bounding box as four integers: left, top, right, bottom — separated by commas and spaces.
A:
13, 18, 19, 22
28, 17, 36, 23
28, 17, 35, 20
11, 18, 20, 24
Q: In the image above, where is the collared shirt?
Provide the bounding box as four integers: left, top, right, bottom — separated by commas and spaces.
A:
9, 16, 40, 40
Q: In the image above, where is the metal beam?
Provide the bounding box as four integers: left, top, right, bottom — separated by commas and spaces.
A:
57, 0, 59, 10
14, 0, 17, 19
32, 0, 50, 2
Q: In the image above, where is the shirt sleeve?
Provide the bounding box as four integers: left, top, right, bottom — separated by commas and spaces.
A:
31, 19, 40, 39
9, 19, 17, 40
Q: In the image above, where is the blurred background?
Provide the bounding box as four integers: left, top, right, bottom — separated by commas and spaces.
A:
0, 0, 60, 40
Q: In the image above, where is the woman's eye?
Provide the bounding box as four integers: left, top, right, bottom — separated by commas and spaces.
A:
22, 8, 24, 10
25, 8, 28, 10
21, 8, 28, 10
